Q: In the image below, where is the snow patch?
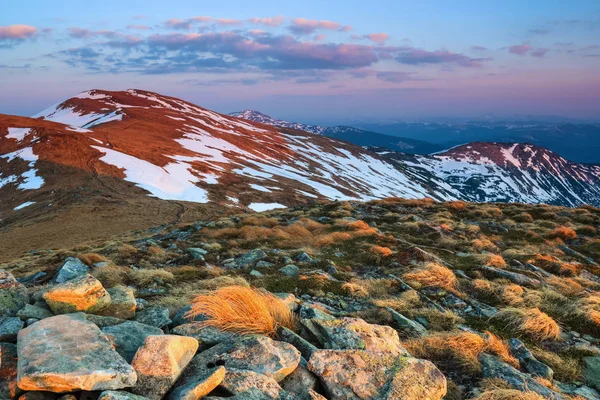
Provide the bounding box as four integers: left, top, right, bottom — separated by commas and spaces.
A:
248, 203, 287, 212
14, 201, 35, 211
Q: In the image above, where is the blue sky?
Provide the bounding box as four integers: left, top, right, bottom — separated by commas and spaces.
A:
1, 0, 599, 122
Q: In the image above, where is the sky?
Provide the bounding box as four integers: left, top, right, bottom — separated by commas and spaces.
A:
1, 0, 599, 123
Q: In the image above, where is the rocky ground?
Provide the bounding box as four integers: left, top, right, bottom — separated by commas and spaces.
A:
2, 198, 600, 399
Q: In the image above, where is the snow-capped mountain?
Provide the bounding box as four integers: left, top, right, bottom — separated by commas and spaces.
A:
229, 109, 441, 154
1, 89, 599, 225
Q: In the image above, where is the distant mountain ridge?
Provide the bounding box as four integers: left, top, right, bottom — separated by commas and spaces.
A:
229, 109, 442, 154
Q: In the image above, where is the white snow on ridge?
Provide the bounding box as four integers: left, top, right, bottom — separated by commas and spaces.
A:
6, 128, 32, 142
248, 203, 287, 212
14, 201, 35, 210
0, 147, 44, 190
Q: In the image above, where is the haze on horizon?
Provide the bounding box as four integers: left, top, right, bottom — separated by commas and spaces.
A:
1, 0, 599, 124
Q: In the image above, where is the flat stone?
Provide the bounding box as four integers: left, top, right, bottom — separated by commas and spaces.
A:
308, 349, 447, 400
279, 265, 299, 277
187, 248, 207, 260
386, 308, 428, 338
171, 323, 235, 351
508, 338, 553, 380
102, 321, 163, 363
85, 314, 125, 328
96, 286, 136, 319
277, 326, 318, 360
0, 343, 18, 399
54, 257, 89, 284
134, 307, 171, 328
17, 313, 137, 392
481, 266, 542, 288
167, 366, 225, 400
218, 368, 289, 399
17, 304, 53, 321
280, 363, 320, 399
235, 249, 268, 268
0, 317, 24, 341
43, 274, 111, 315
131, 335, 199, 400
98, 391, 150, 400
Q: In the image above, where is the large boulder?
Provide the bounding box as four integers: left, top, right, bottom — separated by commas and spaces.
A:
102, 321, 163, 363
131, 335, 199, 400
134, 307, 171, 329
167, 366, 225, 400
583, 357, 600, 391
54, 257, 89, 284
0, 317, 24, 342
0, 343, 18, 399
17, 313, 137, 392
175, 335, 300, 393
96, 286, 136, 320
308, 349, 447, 400
0, 270, 28, 318
42, 274, 111, 314
310, 318, 409, 356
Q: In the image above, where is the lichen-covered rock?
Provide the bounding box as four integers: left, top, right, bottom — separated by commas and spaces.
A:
218, 368, 292, 399
235, 249, 268, 268
277, 326, 318, 360
0, 343, 18, 399
85, 314, 125, 328
53, 257, 89, 284
134, 307, 171, 328
167, 366, 225, 400
16, 304, 53, 321
0, 270, 25, 290
0, 317, 24, 342
311, 317, 409, 356
386, 308, 428, 338
102, 321, 163, 363
583, 356, 600, 391
280, 362, 320, 400
42, 274, 111, 314
308, 349, 447, 400
171, 323, 234, 351
98, 391, 150, 400
175, 335, 300, 393
131, 335, 199, 400
17, 313, 137, 392
96, 286, 136, 319
0, 271, 28, 318
279, 265, 299, 277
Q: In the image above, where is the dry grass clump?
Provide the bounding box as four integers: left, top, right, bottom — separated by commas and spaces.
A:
484, 254, 507, 268
370, 245, 393, 257
195, 276, 249, 291
117, 244, 139, 262
128, 268, 174, 286
531, 347, 581, 381
500, 284, 525, 306
91, 264, 130, 288
403, 262, 458, 293
373, 289, 422, 311
474, 389, 545, 400
341, 281, 369, 298
241, 216, 279, 227
78, 252, 108, 266
494, 307, 561, 341
314, 231, 353, 247
446, 200, 467, 211
550, 226, 577, 241
546, 276, 584, 296
344, 220, 379, 235
472, 237, 500, 253
404, 331, 517, 375
530, 254, 581, 276
186, 286, 296, 336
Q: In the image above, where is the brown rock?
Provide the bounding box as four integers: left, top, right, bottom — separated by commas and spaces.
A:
131, 335, 199, 400
308, 349, 447, 400
167, 366, 225, 400
42, 274, 111, 314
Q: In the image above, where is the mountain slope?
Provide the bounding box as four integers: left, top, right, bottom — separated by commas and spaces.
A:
229, 109, 441, 154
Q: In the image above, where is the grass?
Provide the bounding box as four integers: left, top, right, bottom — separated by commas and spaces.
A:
493, 307, 561, 341
474, 390, 545, 400
403, 262, 458, 293
77, 252, 108, 266
186, 285, 296, 336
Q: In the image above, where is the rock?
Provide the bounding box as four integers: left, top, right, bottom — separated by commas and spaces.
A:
480, 266, 542, 288
16, 271, 48, 287
508, 338, 553, 380
480, 353, 566, 399
310, 317, 409, 356
102, 321, 163, 363
279, 265, 299, 277
98, 391, 150, 400
250, 270, 264, 277
295, 252, 313, 263
17, 304, 53, 320
583, 357, 600, 391
308, 349, 447, 400
131, 335, 199, 400
43, 274, 111, 314
17, 313, 137, 392
96, 286, 136, 319
255, 261, 274, 268
0, 343, 18, 399
176, 336, 300, 392
277, 326, 318, 360
556, 382, 600, 400
167, 366, 225, 400
386, 308, 428, 338
187, 248, 207, 260
0, 270, 25, 290
219, 368, 290, 399
134, 306, 171, 328
235, 249, 268, 268
57, 395, 77, 400
0, 317, 24, 341
171, 323, 234, 351
0, 272, 28, 318
171, 304, 204, 327
17, 393, 57, 400
54, 257, 89, 284
280, 363, 320, 399
85, 314, 125, 328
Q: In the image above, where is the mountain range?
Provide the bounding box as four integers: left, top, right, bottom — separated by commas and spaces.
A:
1, 89, 599, 257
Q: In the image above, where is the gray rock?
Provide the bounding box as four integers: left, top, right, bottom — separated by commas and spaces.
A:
0, 317, 24, 341
187, 248, 207, 261
235, 249, 268, 267
102, 320, 163, 363
134, 306, 171, 328
480, 353, 566, 399
250, 270, 264, 277
54, 257, 89, 284
0, 271, 28, 318
16, 271, 48, 287
481, 266, 542, 288
584, 357, 600, 391
218, 368, 292, 399
386, 308, 428, 338
279, 265, 299, 277
280, 363, 320, 399
277, 326, 318, 360
255, 261, 274, 268
98, 391, 150, 400
96, 286, 136, 319
508, 338, 553, 380
171, 304, 204, 327
26, 318, 39, 326
167, 366, 225, 400
85, 314, 125, 328
295, 252, 313, 263
17, 313, 137, 392
171, 323, 234, 350
17, 304, 53, 320
0, 343, 18, 399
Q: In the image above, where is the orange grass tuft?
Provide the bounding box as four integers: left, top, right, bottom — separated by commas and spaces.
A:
370, 245, 393, 257
494, 307, 561, 341
474, 390, 545, 400
403, 262, 458, 292
485, 254, 507, 268
186, 286, 296, 336
550, 226, 577, 241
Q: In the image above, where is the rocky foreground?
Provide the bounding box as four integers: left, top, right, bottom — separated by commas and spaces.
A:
2, 198, 600, 399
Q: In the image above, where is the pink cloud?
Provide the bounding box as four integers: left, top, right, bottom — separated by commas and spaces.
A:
216, 18, 242, 26
0, 24, 37, 39
508, 44, 532, 55
249, 16, 285, 27
191, 16, 213, 22
314, 34, 327, 41
127, 25, 149, 31
164, 18, 192, 30
289, 18, 352, 34
531, 48, 549, 58
366, 33, 389, 44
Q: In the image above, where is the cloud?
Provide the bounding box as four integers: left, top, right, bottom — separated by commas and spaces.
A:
529, 28, 550, 35
249, 16, 285, 27
508, 44, 532, 55
164, 18, 194, 30
216, 18, 242, 26
68, 28, 124, 39
363, 33, 390, 44
394, 47, 487, 67
313, 34, 327, 41
0, 24, 37, 40
471, 45, 487, 52
531, 48, 549, 57
288, 18, 352, 35
127, 25, 149, 30
376, 71, 415, 83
